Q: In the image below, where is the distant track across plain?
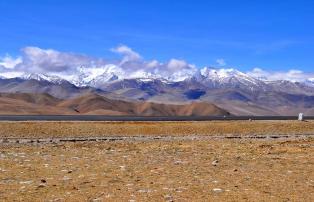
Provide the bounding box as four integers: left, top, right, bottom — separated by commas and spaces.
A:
2, 134, 314, 145
0, 115, 314, 121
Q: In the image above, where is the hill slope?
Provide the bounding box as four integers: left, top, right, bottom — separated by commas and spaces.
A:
0, 93, 230, 116
58, 93, 230, 116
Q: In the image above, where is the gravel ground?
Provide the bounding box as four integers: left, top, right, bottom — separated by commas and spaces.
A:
1, 120, 314, 138
1, 121, 313, 201
0, 138, 314, 201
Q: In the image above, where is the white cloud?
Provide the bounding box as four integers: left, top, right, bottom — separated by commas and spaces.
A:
246, 68, 269, 79
167, 59, 190, 71
247, 68, 314, 82
146, 60, 159, 69
0, 55, 22, 69
2, 45, 312, 83
0, 71, 24, 78
0, 45, 197, 81
18, 46, 103, 73
216, 58, 226, 66
109, 45, 196, 79
111, 45, 141, 64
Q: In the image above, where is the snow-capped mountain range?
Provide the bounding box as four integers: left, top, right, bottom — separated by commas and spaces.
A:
2, 66, 314, 116
20, 73, 66, 84
2, 65, 314, 90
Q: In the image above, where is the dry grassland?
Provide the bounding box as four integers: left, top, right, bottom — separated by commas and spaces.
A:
0, 139, 313, 201
0, 121, 314, 201
1, 120, 314, 138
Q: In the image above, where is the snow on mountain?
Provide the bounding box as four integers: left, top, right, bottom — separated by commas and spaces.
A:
2, 66, 314, 94
69, 64, 125, 87
304, 78, 314, 87
68, 65, 195, 86
167, 68, 197, 82
20, 73, 66, 84
129, 70, 162, 81
198, 67, 266, 90
200, 68, 256, 83
0, 71, 24, 79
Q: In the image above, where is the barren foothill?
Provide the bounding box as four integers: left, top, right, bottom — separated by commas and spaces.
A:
0, 92, 230, 116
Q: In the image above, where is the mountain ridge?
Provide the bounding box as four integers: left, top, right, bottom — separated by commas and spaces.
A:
1, 67, 314, 115
2, 67, 314, 90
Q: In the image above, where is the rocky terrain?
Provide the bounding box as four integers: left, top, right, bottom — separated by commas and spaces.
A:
1, 121, 313, 201
0, 135, 313, 201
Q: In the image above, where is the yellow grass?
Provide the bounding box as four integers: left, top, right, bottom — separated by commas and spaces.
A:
1, 121, 314, 201
1, 120, 314, 138
1, 139, 313, 201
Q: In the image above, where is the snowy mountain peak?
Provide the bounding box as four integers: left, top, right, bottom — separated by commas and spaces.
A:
71, 64, 125, 87
130, 71, 160, 80
167, 69, 196, 82
200, 67, 251, 79
20, 73, 65, 84
2, 67, 314, 93
304, 78, 314, 87
199, 67, 261, 86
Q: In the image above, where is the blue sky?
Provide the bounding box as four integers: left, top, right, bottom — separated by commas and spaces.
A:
1, 0, 314, 72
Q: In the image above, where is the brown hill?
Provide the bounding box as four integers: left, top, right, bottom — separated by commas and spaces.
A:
58, 93, 230, 116
0, 92, 230, 116
57, 93, 139, 114
133, 101, 229, 116
0, 97, 74, 115
0, 93, 61, 106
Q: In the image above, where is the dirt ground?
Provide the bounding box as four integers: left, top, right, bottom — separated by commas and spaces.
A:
1, 120, 314, 138
0, 139, 313, 201
0, 121, 314, 201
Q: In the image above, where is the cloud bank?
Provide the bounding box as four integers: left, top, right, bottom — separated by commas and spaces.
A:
0, 45, 313, 82
247, 68, 314, 82
0, 45, 198, 81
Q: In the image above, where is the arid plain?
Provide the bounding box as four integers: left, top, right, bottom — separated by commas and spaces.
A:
1, 121, 314, 201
